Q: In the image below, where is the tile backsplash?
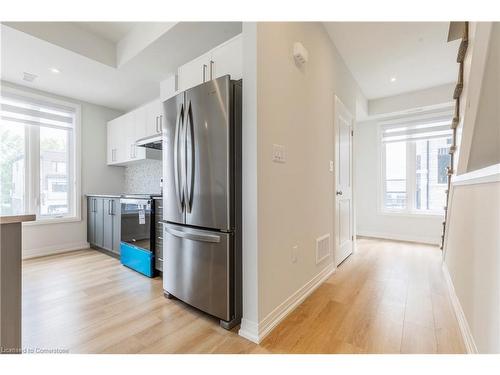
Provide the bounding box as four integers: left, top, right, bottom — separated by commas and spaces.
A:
124, 159, 162, 194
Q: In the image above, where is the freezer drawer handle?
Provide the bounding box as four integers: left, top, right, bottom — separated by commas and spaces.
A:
166, 227, 221, 243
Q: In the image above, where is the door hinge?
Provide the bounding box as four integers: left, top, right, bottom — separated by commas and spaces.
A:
351, 130, 354, 136
351, 235, 354, 241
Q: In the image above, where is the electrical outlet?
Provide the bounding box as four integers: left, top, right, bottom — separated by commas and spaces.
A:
272, 144, 286, 163
291, 245, 298, 263
329, 160, 334, 172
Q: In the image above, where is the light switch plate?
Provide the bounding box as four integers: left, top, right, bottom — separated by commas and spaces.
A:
329, 160, 334, 172
272, 144, 286, 163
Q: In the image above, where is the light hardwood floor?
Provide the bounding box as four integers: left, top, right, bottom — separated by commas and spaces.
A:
22, 238, 465, 354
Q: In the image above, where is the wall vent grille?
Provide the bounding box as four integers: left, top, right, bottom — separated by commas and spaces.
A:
23, 72, 37, 82
316, 234, 331, 264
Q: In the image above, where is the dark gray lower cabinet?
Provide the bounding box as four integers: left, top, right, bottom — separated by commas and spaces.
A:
88, 196, 121, 256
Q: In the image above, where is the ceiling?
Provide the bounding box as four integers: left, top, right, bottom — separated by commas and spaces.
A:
74, 22, 139, 43
1, 22, 241, 111
323, 22, 461, 99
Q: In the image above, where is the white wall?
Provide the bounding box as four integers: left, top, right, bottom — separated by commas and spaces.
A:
3, 22, 116, 67
355, 119, 443, 244
368, 83, 455, 117
1, 81, 125, 258
467, 23, 500, 171
240, 22, 366, 342
444, 171, 500, 353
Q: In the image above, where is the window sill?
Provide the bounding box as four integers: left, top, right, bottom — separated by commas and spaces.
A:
22, 216, 82, 226
379, 210, 444, 219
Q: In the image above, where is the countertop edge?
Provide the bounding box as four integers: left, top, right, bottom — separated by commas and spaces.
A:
85, 194, 122, 198
0, 214, 36, 224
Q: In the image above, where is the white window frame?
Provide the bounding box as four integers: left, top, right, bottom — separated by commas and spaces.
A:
377, 112, 452, 219
2, 87, 82, 225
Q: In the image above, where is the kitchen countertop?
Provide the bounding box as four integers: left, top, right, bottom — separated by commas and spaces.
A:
0, 214, 36, 225
86, 193, 162, 198
86, 193, 122, 198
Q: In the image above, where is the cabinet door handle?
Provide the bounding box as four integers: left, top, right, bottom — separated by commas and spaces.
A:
202, 64, 207, 82
210, 60, 214, 80
159, 115, 163, 133
155, 116, 159, 133
108, 200, 112, 215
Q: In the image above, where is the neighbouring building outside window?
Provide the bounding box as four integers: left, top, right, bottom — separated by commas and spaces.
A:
380, 110, 453, 215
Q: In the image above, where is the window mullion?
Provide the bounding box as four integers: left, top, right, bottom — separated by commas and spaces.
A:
30, 126, 40, 217
406, 141, 416, 213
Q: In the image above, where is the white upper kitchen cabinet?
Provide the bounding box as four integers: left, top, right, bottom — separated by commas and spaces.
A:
144, 99, 163, 138
107, 110, 160, 166
134, 106, 147, 141
123, 111, 140, 163
107, 118, 122, 165
210, 35, 242, 81
177, 34, 242, 92
177, 52, 212, 92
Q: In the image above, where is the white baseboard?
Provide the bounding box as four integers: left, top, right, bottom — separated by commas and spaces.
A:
442, 263, 478, 354
238, 319, 260, 344
357, 230, 440, 245
23, 241, 90, 259
238, 263, 335, 344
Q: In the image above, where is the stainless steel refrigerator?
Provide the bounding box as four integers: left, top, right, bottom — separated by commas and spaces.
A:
162, 75, 242, 329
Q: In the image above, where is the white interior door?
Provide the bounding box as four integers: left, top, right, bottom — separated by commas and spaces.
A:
334, 96, 354, 266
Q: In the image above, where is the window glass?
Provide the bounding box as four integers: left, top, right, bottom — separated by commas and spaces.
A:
0, 120, 26, 215
1, 90, 77, 221
415, 137, 451, 212
384, 141, 406, 209
39, 127, 70, 216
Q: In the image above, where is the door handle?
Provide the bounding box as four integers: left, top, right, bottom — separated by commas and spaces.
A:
166, 226, 221, 243
336, 191, 343, 196
159, 115, 163, 133
173, 103, 184, 213
202, 64, 207, 82
155, 116, 159, 133
108, 200, 111, 215
184, 100, 194, 213
210, 60, 214, 80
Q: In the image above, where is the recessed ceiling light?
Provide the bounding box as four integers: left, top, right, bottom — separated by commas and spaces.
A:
390, 77, 397, 83
50, 68, 60, 74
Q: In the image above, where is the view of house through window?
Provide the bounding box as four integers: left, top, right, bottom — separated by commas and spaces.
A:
381, 113, 453, 215
0, 90, 77, 219
40, 127, 70, 216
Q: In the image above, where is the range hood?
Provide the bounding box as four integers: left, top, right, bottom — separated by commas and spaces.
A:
136, 134, 162, 150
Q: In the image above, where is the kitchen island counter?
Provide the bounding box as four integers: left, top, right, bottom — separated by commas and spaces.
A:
0, 213, 35, 353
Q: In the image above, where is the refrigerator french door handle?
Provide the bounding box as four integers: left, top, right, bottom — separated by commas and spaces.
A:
184, 100, 194, 213
173, 103, 185, 213
166, 226, 221, 243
